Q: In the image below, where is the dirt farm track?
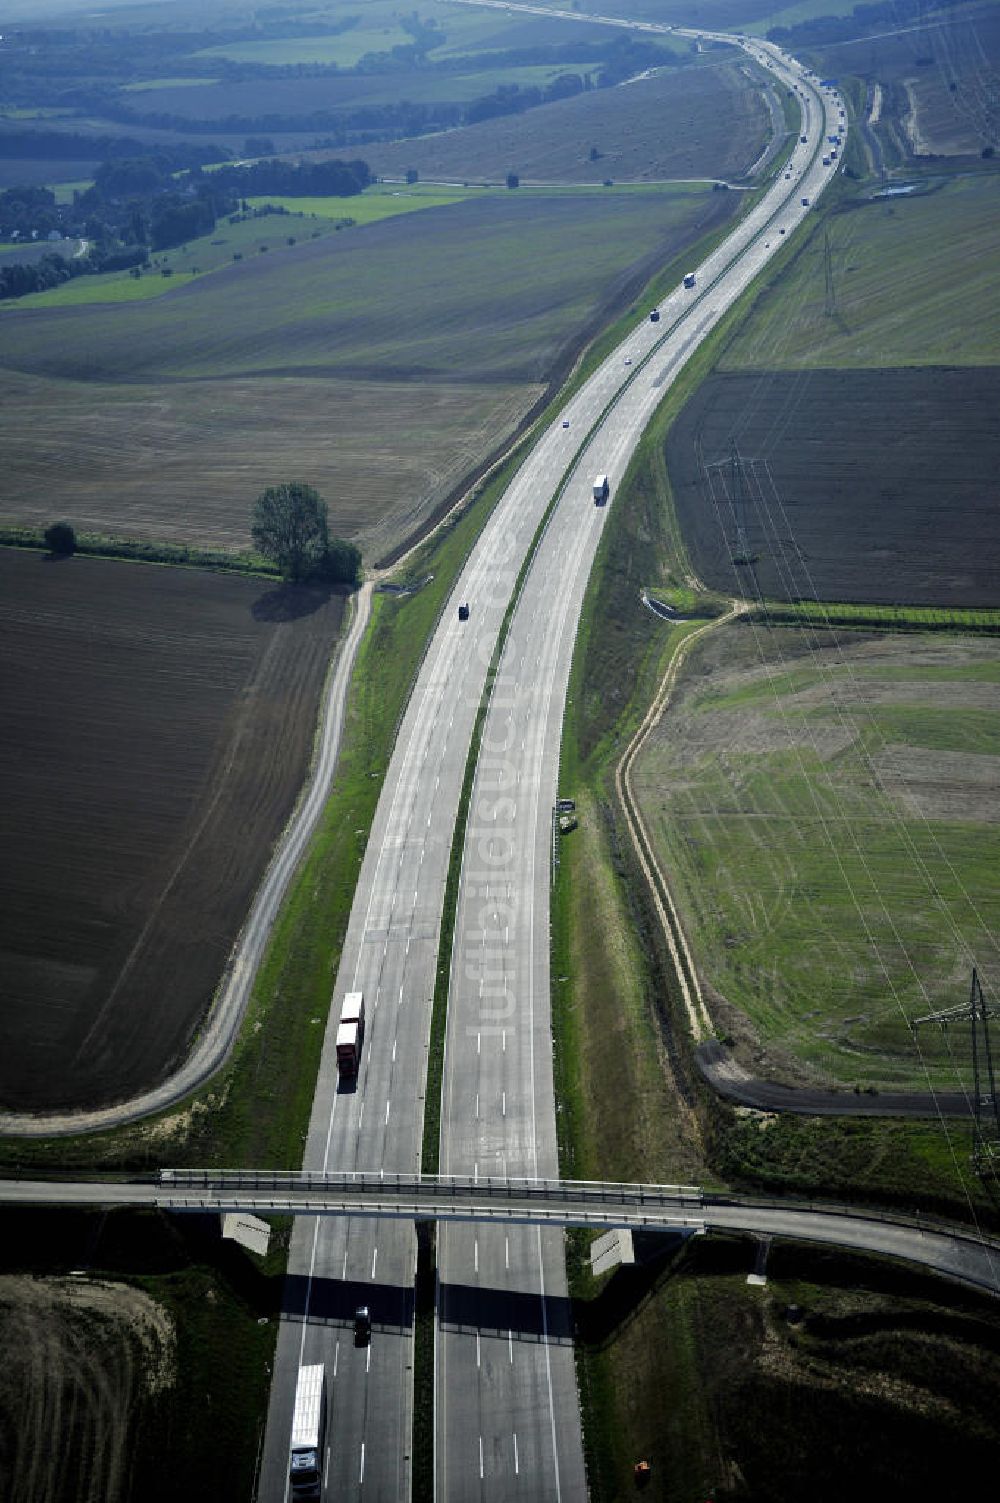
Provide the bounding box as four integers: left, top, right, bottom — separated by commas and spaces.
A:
0, 550, 344, 1115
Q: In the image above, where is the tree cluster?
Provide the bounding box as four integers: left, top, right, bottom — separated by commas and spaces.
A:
0, 244, 147, 302
0, 153, 372, 295
209, 156, 370, 200
251, 484, 361, 586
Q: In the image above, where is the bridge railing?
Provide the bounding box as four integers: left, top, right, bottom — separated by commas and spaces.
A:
160, 1168, 702, 1209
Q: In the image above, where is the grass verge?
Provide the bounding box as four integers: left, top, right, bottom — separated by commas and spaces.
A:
756, 599, 1000, 632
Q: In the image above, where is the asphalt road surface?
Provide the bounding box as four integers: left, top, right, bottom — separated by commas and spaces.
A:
3, 1175, 998, 1299
255, 26, 847, 1503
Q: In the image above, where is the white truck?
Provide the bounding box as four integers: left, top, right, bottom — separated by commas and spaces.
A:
593, 474, 610, 505
336, 990, 365, 1077
683, 271, 696, 289
289, 1364, 326, 1499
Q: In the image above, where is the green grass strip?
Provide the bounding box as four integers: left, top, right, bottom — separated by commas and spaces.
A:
0, 526, 278, 578
755, 599, 1000, 632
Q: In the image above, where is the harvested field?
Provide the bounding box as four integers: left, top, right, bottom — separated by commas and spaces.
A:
632, 623, 1000, 1090
115, 61, 612, 121
666, 367, 1000, 608
361, 62, 768, 183
0, 370, 534, 558
0, 1273, 174, 1503
0, 186, 731, 557
721, 176, 1000, 370
814, 5, 1000, 157
0, 549, 344, 1113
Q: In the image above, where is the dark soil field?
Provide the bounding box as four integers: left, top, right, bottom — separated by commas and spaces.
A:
362, 61, 768, 183
666, 366, 1000, 607
0, 186, 733, 558
0, 549, 344, 1114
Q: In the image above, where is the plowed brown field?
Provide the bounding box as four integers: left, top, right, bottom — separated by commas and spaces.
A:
0, 549, 344, 1113
666, 367, 1000, 607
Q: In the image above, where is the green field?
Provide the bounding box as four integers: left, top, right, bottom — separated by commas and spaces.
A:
122, 76, 219, 91
722, 174, 1000, 368
195, 25, 413, 67
4, 188, 487, 310
632, 623, 1000, 1091
248, 182, 488, 224
0, 186, 725, 380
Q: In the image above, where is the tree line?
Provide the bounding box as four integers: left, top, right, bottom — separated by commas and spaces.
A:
0, 154, 371, 299
42, 482, 362, 589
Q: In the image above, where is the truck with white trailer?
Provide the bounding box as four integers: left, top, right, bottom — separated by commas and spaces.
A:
336, 990, 365, 1077
593, 474, 610, 505
289, 1364, 326, 1499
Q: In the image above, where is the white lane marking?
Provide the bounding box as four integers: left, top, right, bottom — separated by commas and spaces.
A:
479, 1437, 484, 1480
324, 1446, 331, 1488
537, 1226, 563, 1502
502, 1091, 506, 1117
477, 1031, 481, 1055
366, 1344, 372, 1375
333, 1340, 340, 1378
476, 1331, 481, 1369
371, 1246, 378, 1278
342, 1250, 348, 1280
474, 1239, 479, 1274
508, 1329, 514, 1363
359, 1443, 365, 1486
502, 1029, 507, 1053
358, 1103, 364, 1133
399, 985, 404, 1004
385, 1100, 391, 1125
514, 1433, 520, 1475
505, 1236, 509, 1270
392, 1038, 397, 1062
475, 1093, 479, 1119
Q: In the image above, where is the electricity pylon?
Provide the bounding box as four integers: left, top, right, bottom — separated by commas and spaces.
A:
912, 969, 1000, 1173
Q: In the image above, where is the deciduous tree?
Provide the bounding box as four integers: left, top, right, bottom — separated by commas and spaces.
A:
251, 483, 329, 582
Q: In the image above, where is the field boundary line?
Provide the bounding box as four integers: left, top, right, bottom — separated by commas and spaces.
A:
0, 582, 373, 1139
614, 601, 745, 1043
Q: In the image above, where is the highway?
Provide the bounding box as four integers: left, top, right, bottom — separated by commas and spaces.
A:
434, 27, 846, 1503
243, 22, 847, 1503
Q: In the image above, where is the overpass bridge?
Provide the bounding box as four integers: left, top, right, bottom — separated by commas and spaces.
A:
2, 1170, 999, 1296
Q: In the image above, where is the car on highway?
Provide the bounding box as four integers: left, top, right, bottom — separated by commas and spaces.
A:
562, 419, 570, 428
801, 196, 810, 206
624, 357, 632, 365
458, 602, 470, 621
354, 1306, 371, 1346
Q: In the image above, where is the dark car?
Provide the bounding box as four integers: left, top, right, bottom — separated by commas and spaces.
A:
354, 1305, 371, 1345
458, 603, 470, 621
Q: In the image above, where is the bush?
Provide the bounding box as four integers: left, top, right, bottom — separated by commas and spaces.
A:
43, 520, 76, 556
